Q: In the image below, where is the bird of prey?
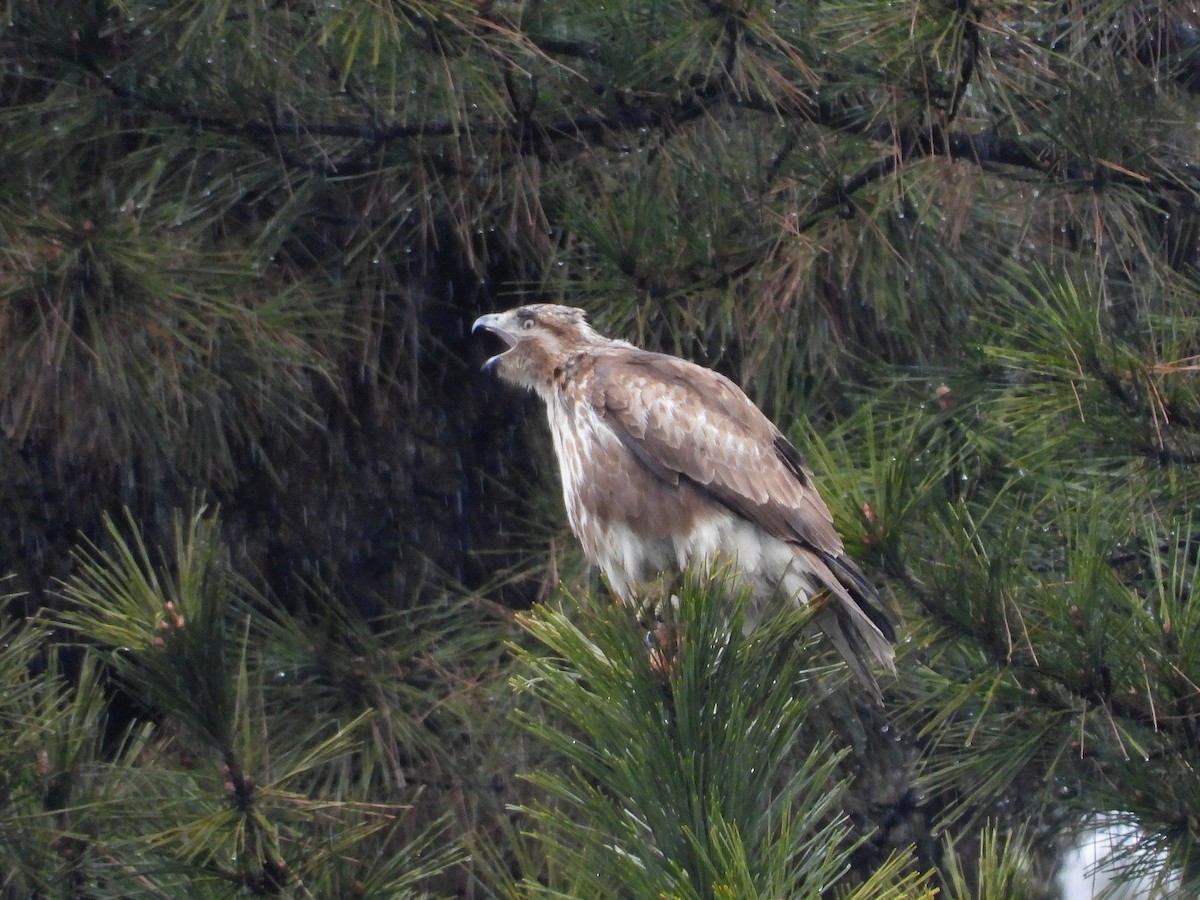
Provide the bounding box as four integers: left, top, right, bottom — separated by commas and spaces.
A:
474, 304, 895, 699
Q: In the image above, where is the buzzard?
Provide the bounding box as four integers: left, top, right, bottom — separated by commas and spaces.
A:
474, 304, 895, 699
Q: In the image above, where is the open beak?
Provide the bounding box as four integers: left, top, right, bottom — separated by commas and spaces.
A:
472, 313, 518, 373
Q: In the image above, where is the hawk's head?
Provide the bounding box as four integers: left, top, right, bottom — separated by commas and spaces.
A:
473, 304, 599, 396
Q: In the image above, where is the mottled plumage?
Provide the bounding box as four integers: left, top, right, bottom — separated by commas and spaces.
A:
474, 304, 895, 698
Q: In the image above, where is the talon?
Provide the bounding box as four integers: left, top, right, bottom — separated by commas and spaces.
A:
648, 622, 682, 678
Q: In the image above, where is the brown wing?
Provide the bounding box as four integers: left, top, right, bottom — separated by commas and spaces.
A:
588, 348, 844, 558
588, 346, 897, 690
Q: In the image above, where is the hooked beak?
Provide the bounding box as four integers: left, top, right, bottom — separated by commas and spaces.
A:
472, 313, 518, 373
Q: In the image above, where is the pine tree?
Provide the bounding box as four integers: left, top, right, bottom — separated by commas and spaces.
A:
1, 0, 1198, 895
506, 573, 933, 898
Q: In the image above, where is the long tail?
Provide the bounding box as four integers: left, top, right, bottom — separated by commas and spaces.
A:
828, 553, 894, 634
814, 605, 894, 703
797, 548, 897, 703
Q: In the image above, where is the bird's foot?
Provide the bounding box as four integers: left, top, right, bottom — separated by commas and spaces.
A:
648, 621, 682, 678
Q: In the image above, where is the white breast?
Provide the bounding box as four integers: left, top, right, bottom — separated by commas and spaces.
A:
674, 512, 822, 628
545, 394, 673, 597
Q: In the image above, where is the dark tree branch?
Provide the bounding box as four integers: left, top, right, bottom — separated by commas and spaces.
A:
73, 25, 1199, 203
945, 0, 980, 122
529, 36, 605, 62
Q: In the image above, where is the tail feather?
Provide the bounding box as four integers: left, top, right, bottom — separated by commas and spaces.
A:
796, 547, 897, 703
815, 605, 893, 704
824, 552, 896, 642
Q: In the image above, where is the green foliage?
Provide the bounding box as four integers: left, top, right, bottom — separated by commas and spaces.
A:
508, 573, 933, 898
0, 118, 338, 484
2, 0, 1200, 895
59, 509, 244, 750
939, 823, 1048, 900
790, 267, 1200, 891
0, 507, 506, 896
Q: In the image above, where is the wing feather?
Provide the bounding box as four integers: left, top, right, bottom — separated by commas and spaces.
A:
587, 348, 896, 674
589, 350, 842, 557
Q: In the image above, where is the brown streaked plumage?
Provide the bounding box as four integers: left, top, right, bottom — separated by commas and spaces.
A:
473, 303, 895, 699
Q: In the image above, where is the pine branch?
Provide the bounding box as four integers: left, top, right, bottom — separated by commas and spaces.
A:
881, 521, 1198, 753
63, 23, 1198, 201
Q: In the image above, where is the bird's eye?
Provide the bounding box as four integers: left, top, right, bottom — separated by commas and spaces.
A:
520, 318, 535, 330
